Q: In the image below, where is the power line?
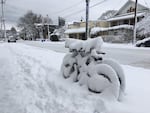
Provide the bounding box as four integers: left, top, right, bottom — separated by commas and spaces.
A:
63, 0, 108, 18
90, 0, 108, 8
112, 0, 124, 10
51, 0, 84, 15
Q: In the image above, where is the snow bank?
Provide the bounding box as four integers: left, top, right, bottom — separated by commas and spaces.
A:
0, 43, 108, 113
0, 43, 150, 113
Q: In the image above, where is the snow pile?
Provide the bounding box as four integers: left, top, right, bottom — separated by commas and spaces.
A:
0, 43, 108, 113
1, 43, 150, 113
91, 25, 133, 35
61, 37, 126, 100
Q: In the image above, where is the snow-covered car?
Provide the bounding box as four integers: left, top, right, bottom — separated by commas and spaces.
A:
50, 29, 62, 41
136, 37, 150, 47
8, 36, 16, 43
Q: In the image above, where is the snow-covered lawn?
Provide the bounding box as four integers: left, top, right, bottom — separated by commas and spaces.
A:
0, 43, 150, 113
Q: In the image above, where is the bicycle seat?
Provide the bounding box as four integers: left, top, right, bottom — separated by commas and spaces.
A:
65, 37, 103, 53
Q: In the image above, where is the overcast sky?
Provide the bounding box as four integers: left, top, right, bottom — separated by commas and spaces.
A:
2, 0, 150, 29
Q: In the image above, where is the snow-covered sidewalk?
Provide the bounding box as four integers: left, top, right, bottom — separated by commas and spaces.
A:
0, 43, 150, 113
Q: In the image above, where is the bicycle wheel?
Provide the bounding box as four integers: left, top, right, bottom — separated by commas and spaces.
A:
102, 58, 125, 100
61, 54, 78, 82
87, 64, 120, 100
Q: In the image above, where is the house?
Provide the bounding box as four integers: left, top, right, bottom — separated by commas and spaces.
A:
91, 0, 150, 43
35, 23, 58, 39
65, 20, 108, 39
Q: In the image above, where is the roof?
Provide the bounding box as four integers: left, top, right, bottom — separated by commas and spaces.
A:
65, 27, 85, 34
107, 0, 149, 21
91, 25, 133, 34
115, 0, 149, 15
107, 12, 145, 21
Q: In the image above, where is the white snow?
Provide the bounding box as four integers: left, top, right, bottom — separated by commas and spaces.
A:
0, 43, 150, 113
65, 37, 103, 53
65, 27, 85, 34
107, 12, 145, 21
91, 25, 133, 35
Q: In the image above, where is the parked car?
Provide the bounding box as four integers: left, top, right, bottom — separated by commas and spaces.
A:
50, 35, 60, 41
50, 29, 61, 41
135, 37, 150, 47
8, 36, 16, 43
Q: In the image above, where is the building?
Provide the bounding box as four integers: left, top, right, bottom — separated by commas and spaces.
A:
91, 0, 150, 43
35, 23, 58, 39
65, 0, 149, 42
65, 20, 108, 39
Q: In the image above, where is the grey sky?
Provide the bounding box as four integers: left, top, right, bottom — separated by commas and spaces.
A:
2, 0, 150, 29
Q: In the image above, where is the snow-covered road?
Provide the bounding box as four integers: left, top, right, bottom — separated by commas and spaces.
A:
20, 41, 150, 69
0, 43, 150, 113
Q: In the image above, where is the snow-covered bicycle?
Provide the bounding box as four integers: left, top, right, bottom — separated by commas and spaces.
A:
61, 37, 125, 100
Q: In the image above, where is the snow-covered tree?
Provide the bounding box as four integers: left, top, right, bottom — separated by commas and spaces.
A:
137, 13, 150, 39
98, 10, 117, 20
18, 11, 42, 40
18, 11, 52, 40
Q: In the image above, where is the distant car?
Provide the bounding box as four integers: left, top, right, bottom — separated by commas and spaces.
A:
136, 37, 150, 47
8, 36, 16, 43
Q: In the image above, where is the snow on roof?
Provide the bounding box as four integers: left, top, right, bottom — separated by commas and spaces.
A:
34, 23, 57, 26
91, 25, 133, 34
107, 12, 145, 21
65, 27, 85, 34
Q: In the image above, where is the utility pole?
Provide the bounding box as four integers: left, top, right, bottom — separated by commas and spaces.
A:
84, 0, 90, 40
133, 0, 138, 44
1, 0, 6, 41
47, 15, 50, 39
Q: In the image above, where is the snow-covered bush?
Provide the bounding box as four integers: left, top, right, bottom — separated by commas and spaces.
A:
61, 37, 125, 100
137, 13, 150, 38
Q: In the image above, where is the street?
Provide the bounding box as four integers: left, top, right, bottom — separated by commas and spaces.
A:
20, 41, 150, 69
